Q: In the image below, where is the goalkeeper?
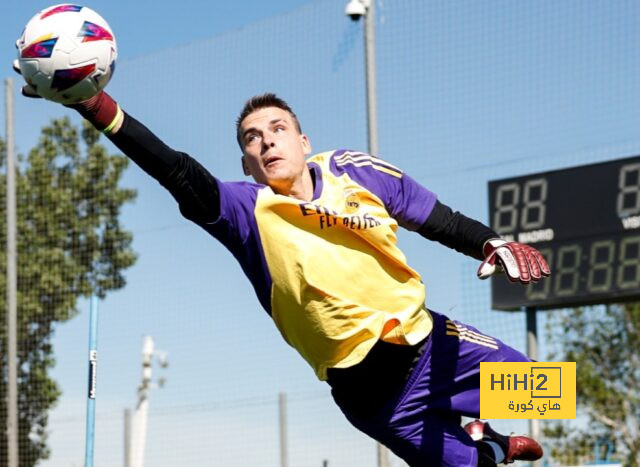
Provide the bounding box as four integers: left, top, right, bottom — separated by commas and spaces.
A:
16, 72, 549, 466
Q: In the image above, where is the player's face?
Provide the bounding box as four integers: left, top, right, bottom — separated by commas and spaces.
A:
240, 107, 312, 195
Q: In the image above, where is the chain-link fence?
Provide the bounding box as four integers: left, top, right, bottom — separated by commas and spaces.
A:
2, 0, 639, 465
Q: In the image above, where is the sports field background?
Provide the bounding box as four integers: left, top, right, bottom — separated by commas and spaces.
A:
3, 0, 639, 465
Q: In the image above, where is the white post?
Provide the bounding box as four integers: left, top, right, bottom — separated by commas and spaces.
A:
129, 336, 154, 467
5, 77, 19, 467
279, 392, 288, 467
124, 409, 131, 467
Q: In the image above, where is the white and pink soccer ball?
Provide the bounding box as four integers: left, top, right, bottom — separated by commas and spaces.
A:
16, 4, 117, 104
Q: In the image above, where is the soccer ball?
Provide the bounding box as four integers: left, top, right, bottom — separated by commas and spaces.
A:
16, 4, 117, 104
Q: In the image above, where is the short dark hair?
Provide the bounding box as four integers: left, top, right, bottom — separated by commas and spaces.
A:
236, 93, 302, 148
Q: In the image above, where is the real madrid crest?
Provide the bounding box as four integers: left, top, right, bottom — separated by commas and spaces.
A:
344, 190, 360, 213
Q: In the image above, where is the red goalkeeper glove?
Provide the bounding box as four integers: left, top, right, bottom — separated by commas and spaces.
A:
477, 239, 551, 284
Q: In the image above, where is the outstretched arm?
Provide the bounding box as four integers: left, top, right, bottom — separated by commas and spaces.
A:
418, 200, 497, 261
107, 111, 220, 224
418, 200, 550, 284
72, 92, 221, 225
12, 62, 222, 225
325, 151, 550, 284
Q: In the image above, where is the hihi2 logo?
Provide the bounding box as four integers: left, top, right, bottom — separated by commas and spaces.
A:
480, 362, 576, 419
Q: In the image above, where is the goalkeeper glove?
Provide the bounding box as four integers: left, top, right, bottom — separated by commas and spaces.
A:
12, 59, 122, 134
477, 239, 551, 284
12, 59, 40, 98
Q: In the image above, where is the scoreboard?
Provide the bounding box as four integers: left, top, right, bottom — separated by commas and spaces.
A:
488, 155, 640, 311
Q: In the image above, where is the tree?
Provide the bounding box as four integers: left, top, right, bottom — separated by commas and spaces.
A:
543, 304, 640, 466
0, 117, 137, 465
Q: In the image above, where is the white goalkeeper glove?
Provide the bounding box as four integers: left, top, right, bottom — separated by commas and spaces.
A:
12, 59, 40, 98
13, 59, 122, 133
477, 238, 551, 284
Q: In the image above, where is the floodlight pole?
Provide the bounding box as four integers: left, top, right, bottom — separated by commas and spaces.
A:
129, 336, 154, 467
5, 77, 19, 467
364, 4, 388, 467
363, 2, 387, 465
127, 335, 167, 467
363, 0, 379, 156
345, 1, 386, 465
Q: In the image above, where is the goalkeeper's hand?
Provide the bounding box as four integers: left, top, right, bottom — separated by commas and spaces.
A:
12, 59, 41, 98
13, 59, 122, 133
477, 238, 551, 284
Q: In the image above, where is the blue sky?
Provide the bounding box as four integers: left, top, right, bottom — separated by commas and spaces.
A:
3, 1, 640, 466
3, 1, 315, 63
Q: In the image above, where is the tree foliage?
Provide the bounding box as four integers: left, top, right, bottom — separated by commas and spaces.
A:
543, 304, 640, 466
0, 117, 136, 465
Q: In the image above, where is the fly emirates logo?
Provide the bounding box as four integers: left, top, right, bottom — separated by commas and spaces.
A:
298, 202, 382, 230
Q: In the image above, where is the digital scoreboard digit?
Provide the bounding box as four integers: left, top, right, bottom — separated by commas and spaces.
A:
488, 155, 640, 311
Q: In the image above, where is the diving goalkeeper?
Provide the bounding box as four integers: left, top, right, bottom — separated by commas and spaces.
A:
16, 69, 550, 466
